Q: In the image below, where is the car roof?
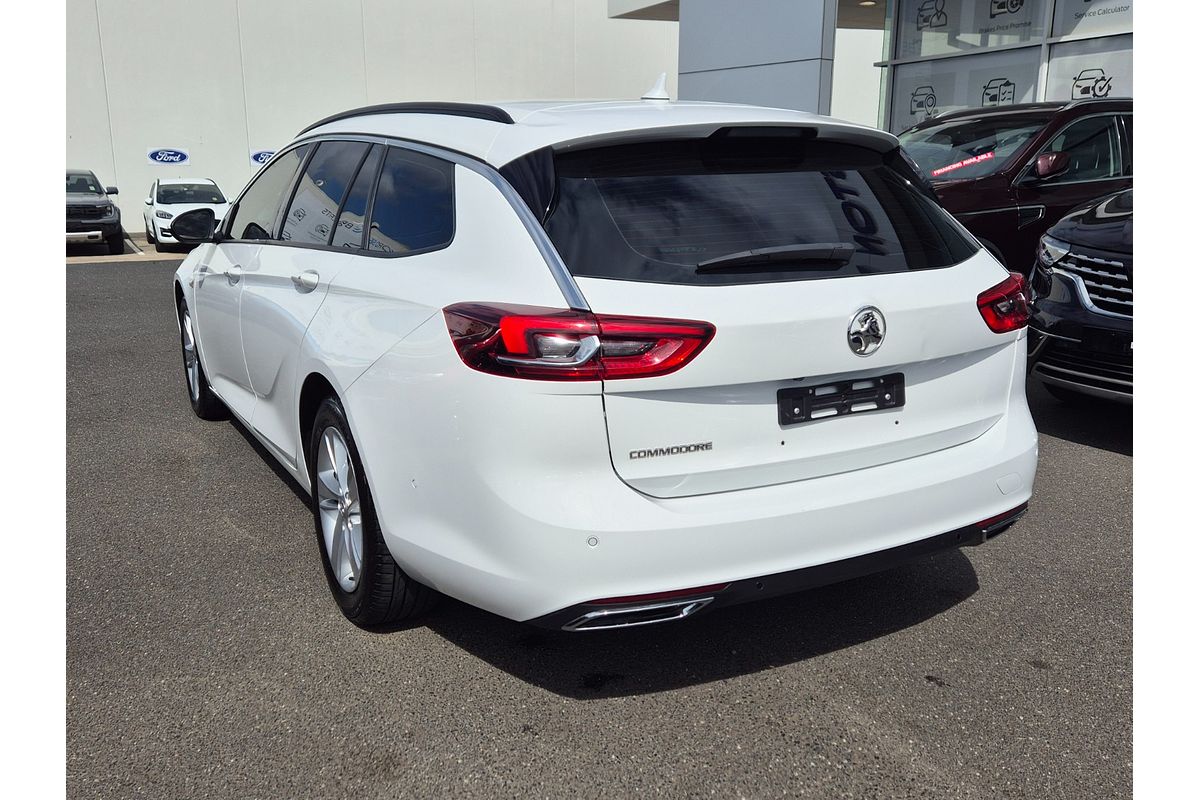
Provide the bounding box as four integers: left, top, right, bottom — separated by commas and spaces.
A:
298, 100, 899, 167
905, 98, 1132, 130
157, 177, 219, 186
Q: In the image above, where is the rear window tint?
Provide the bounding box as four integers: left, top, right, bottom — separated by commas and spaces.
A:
543, 137, 977, 285
367, 147, 454, 255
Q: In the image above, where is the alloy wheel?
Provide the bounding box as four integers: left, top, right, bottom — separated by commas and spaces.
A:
181, 307, 200, 401
315, 426, 365, 592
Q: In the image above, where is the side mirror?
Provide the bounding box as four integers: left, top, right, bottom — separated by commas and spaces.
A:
172, 208, 217, 243
144, 197, 152, 205
1033, 152, 1070, 180
105, 186, 119, 195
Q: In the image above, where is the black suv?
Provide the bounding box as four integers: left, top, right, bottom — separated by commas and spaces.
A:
67, 170, 123, 254
1027, 189, 1132, 403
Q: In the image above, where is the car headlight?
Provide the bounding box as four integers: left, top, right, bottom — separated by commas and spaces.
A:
156, 210, 174, 220
101, 204, 113, 215
1037, 234, 1070, 267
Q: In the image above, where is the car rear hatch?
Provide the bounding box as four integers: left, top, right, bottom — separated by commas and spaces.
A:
541, 131, 1022, 498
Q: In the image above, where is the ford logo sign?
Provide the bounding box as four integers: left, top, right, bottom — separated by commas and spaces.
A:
250, 150, 275, 166
147, 147, 189, 165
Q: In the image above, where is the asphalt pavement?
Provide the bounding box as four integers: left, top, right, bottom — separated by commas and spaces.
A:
66, 260, 1132, 799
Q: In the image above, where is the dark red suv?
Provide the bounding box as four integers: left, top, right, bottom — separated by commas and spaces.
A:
899, 99, 1132, 273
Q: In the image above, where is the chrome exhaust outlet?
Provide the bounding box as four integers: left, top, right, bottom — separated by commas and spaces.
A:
562, 596, 715, 631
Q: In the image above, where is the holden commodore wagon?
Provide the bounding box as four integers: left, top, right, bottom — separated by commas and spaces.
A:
170, 99, 1037, 631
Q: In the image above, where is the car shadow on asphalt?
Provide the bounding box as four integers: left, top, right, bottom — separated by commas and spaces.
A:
417, 549, 979, 699
229, 417, 312, 506
1026, 381, 1132, 457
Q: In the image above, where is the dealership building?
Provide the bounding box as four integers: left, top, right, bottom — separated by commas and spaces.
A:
67, 0, 1131, 225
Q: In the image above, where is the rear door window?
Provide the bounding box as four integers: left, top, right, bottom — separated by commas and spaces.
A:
544, 136, 978, 286
281, 141, 371, 245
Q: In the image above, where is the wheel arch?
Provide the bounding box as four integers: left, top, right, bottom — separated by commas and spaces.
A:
298, 371, 341, 485
172, 279, 187, 333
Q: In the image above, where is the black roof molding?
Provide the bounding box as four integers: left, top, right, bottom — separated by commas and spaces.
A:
298, 102, 515, 135
926, 97, 1133, 125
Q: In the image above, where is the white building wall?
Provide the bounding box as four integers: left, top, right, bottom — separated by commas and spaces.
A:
66, 0, 678, 226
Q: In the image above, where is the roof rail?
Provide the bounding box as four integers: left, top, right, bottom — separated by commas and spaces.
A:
298, 102, 515, 135
1061, 96, 1132, 111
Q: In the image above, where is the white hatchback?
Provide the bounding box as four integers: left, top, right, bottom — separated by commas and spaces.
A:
144, 178, 230, 252
171, 100, 1037, 631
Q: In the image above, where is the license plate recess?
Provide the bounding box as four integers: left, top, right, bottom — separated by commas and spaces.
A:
778, 373, 905, 426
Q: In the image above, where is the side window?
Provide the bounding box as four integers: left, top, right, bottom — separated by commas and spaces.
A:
331, 145, 382, 249
281, 141, 370, 245
1040, 116, 1122, 184
367, 147, 454, 254
228, 144, 309, 240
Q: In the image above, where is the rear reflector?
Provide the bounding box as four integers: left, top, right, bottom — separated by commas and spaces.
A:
443, 303, 714, 381
977, 272, 1031, 333
588, 583, 730, 605
974, 501, 1029, 532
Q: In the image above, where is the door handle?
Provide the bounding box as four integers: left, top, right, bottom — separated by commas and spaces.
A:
224, 265, 243, 285
291, 271, 320, 293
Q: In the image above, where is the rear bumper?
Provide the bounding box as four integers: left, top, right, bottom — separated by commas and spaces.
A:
531, 503, 1028, 630
348, 321, 1038, 626
358, 382, 1037, 624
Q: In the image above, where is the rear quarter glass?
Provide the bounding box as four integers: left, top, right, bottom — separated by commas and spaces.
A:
543, 136, 978, 286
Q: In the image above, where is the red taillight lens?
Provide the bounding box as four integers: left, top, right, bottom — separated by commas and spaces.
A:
443, 303, 715, 381
977, 272, 1031, 333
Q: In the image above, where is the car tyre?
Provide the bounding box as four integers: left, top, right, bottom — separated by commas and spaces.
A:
177, 298, 228, 420
106, 233, 124, 255
145, 221, 157, 244
308, 396, 438, 628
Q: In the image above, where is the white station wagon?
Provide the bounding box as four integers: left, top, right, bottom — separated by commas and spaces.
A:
171, 99, 1037, 631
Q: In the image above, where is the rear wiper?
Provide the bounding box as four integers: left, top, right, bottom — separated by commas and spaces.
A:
695, 243, 857, 273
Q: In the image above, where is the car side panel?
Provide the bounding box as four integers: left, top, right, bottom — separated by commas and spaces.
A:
191, 241, 260, 420
294, 165, 579, 485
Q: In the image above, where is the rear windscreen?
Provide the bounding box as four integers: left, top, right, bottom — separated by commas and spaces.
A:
542, 137, 978, 286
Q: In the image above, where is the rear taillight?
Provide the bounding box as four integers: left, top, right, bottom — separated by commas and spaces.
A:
443, 303, 715, 381
977, 272, 1031, 333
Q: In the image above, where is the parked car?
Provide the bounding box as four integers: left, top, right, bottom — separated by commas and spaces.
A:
1027, 189, 1132, 404
144, 178, 230, 252
170, 100, 1036, 631
66, 169, 122, 254
898, 98, 1132, 272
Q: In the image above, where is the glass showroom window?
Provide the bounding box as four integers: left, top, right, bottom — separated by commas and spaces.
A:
880, 0, 1133, 132
896, 0, 1047, 60
891, 46, 1042, 132
1045, 34, 1132, 102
